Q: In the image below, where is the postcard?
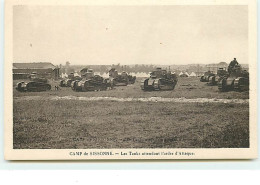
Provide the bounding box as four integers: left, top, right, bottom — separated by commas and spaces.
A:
4, 0, 257, 160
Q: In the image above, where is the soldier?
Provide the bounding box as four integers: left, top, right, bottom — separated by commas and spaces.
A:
166, 71, 171, 79
228, 58, 239, 73
55, 85, 60, 90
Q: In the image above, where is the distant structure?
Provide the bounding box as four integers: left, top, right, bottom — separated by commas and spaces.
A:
195, 64, 205, 77
189, 72, 197, 77
179, 72, 189, 77
13, 62, 60, 80
178, 72, 183, 76
184, 72, 190, 77
206, 62, 228, 74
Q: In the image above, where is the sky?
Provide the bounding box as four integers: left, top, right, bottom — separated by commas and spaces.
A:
13, 5, 248, 65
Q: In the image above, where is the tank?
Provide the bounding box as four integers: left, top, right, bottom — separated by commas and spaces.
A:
60, 78, 73, 87
127, 74, 136, 84
200, 71, 215, 82
208, 68, 229, 86
141, 68, 178, 91
80, 67, 89, 76
218, 64, 249, 92
109, 69, 129, 86
16, 73, 51, 92
60, 73, 82, 87
71, 69, 109, 91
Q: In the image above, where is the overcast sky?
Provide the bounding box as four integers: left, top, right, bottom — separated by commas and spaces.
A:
13, 5, 248, 65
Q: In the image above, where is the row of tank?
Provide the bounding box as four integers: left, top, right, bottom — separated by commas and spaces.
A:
16, 64, 249, 93
60, 68, 136, 92
200, 64, 249, 92
15, 67, 178, 92
61, 67, 179, 92
16, 68, 136, 92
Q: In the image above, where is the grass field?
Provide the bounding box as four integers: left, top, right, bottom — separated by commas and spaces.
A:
13, 77, 249, 149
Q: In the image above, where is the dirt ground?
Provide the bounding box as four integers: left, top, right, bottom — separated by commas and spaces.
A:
13, 77, 249, 149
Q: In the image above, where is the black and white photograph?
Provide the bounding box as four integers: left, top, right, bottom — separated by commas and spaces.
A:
4, 0, 257, 160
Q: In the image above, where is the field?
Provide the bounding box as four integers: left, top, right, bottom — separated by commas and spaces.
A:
13, 77, 249, 149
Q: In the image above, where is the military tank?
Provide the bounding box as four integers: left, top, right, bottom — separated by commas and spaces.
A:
60, 73, 82, 87
141, 68, 178, 91
71, 69, 108, 91
60, 78, 73, 87
16, 72, 51, 92
208, 68, 229, 86
127, 74, 136, 84
108, 68, 130, 86
218, 64, 249, 92
200, 71, 215, 82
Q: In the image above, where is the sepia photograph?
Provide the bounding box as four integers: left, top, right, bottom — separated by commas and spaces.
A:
4, 0, 257, 160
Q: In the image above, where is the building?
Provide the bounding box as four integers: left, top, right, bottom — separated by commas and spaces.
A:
206, 62, 228, 74
13, 62, 60, 80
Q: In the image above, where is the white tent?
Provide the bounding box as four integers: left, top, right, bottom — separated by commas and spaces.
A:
184, 72, 190, 77
134, 72, 148, 78
94, 72, 101, 76
178, 72, 184, 76
189, 72, 197, 77
74, 72, 80, 77
61, 73, 68, 78
102, 72, 109, 78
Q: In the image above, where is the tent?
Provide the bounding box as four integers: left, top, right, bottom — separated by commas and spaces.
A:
179, 72, 188, 77
184, 72, 190, 77
74, 72, 80, 77
189, 72, 197, 77
134, 72, 148, 78
178, 72, 184, 76
94, 72, 101, 76
61, 73, 68, 78
102, 72, 109, 78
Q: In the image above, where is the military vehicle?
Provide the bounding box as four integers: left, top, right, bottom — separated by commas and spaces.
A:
60, 72, 82, 87
141, 67, 178, 91
208, 68, 229, 86
218, 64, 249, 92
200, 71, 215, 82
109, 68, 130, 86
80, 67, 89, 76
127, 74, 136, 84
16, 72, 51, 92
71, 69, 109, 91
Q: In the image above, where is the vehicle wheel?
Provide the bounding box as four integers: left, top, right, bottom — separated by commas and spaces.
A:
46, 84, 51, 91
218, 78, 227, 92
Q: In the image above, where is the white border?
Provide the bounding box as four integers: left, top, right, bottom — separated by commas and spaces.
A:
4, 0, 258, 160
